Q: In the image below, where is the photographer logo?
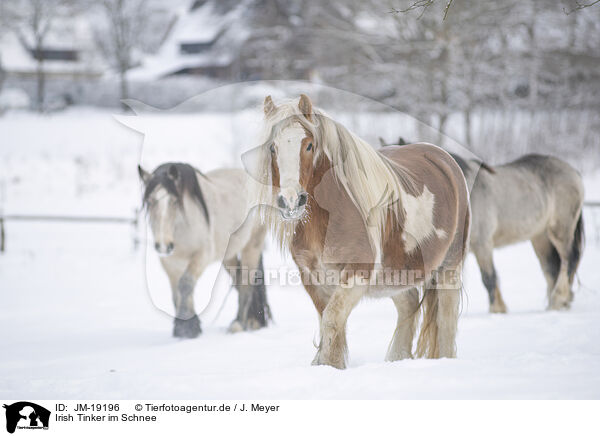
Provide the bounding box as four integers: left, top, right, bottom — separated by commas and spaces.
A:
3, 402, 50, 434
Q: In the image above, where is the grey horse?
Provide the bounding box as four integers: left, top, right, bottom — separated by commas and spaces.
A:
138, 162, 270, 337
453, 153, 584, 312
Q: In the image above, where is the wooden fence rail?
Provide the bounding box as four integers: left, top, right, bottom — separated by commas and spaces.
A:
1, 203, 599, 253
0, 212, 140, 253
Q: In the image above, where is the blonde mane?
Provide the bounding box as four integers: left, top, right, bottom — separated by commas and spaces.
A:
253, 97, 418, 257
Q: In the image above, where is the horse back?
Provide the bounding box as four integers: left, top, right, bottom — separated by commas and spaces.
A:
379, 143, 470, 275
380, 143, 469, 213
474, 154, 584, 247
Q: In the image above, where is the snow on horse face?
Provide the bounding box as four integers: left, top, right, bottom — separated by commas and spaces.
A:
253, 94, 471, 369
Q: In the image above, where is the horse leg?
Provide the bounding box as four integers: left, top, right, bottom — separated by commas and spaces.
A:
531, 234, 561, 302
173, 255, 207, 338
417, 202, 467, 360
386, 287, 419, 361
160, 259, 198, 338
436, 283, 460, 358
303, 283, 329, 318
162, 261, 183, 312
546, 228, 574, 310
231, 232, 268, 332
473, 247, 507, 313
223, 255, 246, 333
416, 272, 461, 359
312, 283, 367, 369
295, 256, 329, 318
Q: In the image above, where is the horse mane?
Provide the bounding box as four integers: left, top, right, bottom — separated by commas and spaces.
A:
312, 112, 420, 228
143, 162, 210, 223
509, 153, 551, 168
480, 162, 496, 173
449, 153, 496, 176
449, 153, 471, 174
256, 97, 419, 252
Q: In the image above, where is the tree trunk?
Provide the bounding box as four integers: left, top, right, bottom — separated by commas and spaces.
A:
437, 77, 448, 146
36, 58, 45, 112
438, 113, 448, 146
0, 54, 5, 94
119, 68, 129, 110
527, 2, 538, 111
0, 54, 5, 115
464, 109, 472, 149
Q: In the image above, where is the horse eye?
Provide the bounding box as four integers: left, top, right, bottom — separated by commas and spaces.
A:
307, 142, 313, 151
270, 144, 276, 153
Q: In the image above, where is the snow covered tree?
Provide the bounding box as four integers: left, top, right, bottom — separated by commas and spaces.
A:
3, 0, 79, 111
92, 0, 166, 107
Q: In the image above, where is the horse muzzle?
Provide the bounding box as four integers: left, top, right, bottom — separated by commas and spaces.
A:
277, 191, 308, 221
155, 242, 175, 257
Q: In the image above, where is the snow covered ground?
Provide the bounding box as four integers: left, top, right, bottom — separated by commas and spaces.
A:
1, 109, 600, 399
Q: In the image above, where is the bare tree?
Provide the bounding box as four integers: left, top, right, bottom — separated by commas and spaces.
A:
4, 0, 77, 111
0, 0, 9, 96
392, 0, 599, 18
93, 0, 162, 107
564, 0, 600, 14
390, 0, 456, 20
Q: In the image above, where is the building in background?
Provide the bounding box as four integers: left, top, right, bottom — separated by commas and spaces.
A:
131, 0, 312, 82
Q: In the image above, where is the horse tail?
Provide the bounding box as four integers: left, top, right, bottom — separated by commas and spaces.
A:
480, 162, 496, 174
415, 288, 439, 358
247, 254, 272, 327
568, 210, 584, 283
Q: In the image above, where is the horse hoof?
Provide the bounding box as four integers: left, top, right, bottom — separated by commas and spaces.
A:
548, 301, 570, 311
173, 315, 201, 338
385, 350, 413, 362
311, 352, 346, 369
228, 318, 266, 333
489, 301, 507, 314
245, 318, 263, 331
227, 320, 244, 333
489, 306, 507, 314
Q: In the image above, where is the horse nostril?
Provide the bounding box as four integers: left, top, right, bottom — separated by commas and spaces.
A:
167, 242, 174, 252
277, 194, 288, 209
297, 192, 308, 207
154, 242, 160, 251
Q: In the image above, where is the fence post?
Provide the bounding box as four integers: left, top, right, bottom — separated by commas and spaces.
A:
1, 217, 5, 253
132, 208, 140, 252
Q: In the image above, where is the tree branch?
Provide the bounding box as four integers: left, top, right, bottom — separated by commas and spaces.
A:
563, 0, 600, 15
390, 0, 455, 20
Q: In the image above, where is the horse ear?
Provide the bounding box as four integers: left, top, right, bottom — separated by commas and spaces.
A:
298, 94, 313, 121
138, 165, 151, 184
168, 164, 179, 181
378, 137, 386, 147
264, 95, 276, 116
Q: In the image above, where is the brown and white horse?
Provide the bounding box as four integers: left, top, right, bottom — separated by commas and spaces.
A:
380, 137, 585, 313
248, 95, 471, 368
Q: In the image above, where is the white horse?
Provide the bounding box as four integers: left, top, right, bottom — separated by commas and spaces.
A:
138, 162, 270, 337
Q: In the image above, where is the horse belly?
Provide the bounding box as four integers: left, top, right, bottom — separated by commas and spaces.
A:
366, 283, 420, 298
492, 203, 549, 247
